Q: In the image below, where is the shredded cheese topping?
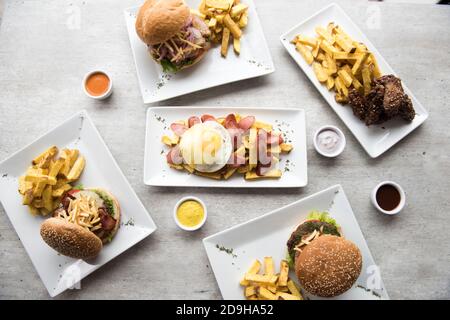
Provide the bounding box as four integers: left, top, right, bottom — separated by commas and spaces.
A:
56, 194, 102, 232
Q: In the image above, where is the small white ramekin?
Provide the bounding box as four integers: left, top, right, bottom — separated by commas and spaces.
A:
82, 70, 113, 100
313, 125, 346, 158
173, 196, 208, 231
371, 181, 406, 215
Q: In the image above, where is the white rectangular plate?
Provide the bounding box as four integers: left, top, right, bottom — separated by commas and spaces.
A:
280, 3, 428, 158
124, 0, 274, 104
144, 107, 307, 188
203, 185, 389, 300
0, 110, 157, 297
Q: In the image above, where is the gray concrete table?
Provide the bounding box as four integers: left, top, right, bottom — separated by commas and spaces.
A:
0, 0, 449, 300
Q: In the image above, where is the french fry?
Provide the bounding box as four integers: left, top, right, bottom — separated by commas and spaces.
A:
325, 53, 337, 75
244, 273, 278, 285
42, 185, 53, 213
320, 40, 338, 56
312, 40, 321, 58
362, 64, 372, 96
223, 167, 237, 180
182, 164, 195, 174
287, 280, 302, 298
18, 176, 33, 195
24, 174, 56, 185
278, 260, 289, 287
256, 286, 278, 300
295, 43, 314, 65
22, 189, 34, 205
48, 158, 64, 178
280, 143, 293, 153
67, 156, 85, 181
233, 37, 240, 55
251, 121, 272, 132
315, 26, 334, 44
223, 14, 241, 39
370, 53, 382, 78
294, 35, 317, 48
333, 51, 362, 60
338, 69, 353, 87
52, 184, 72, 197
59, 149, 72, 177
238, 11, 248, 28
230, 3, 247, 18
32, 181, 47, 197
245, 286, 256, 297
326, 76, 335, 90
313, 62, 328, 83
351, 52, 369, 75
277, 292, 301, 300
221, 27, 230, 57
32, 146, 57, 165
335, 34, 354, 52
240, 259, 261, 286
245, 169, 282, 180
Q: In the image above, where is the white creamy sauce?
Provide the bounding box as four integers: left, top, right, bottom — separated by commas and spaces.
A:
317, 130, 341, 153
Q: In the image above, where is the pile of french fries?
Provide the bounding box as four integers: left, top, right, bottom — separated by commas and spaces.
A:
18, 146, 85, 216
196, 0, 248, 57
240, 257, 303, 300
292, 23, 382, 104
162, 114, 293, 180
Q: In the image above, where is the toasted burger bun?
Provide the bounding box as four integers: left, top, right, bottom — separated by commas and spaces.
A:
41, 188, 121, 259
88, 188, 121, 243
136, 0, 190, 46
40, 217, 103, 260
295, 235, 362, 297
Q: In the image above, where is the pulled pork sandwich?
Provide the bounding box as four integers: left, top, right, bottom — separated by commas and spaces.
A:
287, 211, 362, 297
40, 187, 120, 259
135, 0, 211, 72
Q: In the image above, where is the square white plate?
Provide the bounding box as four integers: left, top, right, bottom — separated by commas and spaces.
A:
0, 110, 157, 297
280, 3, 428, 158
124, 0, 274, 104
203, 185, 389, 300
144, 107, 307, 188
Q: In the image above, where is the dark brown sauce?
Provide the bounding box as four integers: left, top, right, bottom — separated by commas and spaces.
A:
376, 184, 401, 211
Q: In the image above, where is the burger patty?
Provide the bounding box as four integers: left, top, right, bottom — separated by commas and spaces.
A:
287, 220, 341, 259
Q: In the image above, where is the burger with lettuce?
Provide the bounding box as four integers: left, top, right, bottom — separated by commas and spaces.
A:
287, 211, 362, 297
40, 186, 121, 260
135, 0, 211, 72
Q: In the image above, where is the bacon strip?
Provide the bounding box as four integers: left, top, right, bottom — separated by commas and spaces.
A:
267, 132, 284, 145
227, 153, 246, 168
238, 116, 255, 131
166, 145, 183, 165
227, 127, 243, 150
170, 123, 187, 136
99, 208, 116, 231
201, 114, 216, 122
188, 116, 201, 128
224, 114, 238, 129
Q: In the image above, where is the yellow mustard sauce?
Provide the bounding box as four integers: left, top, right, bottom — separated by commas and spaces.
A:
176, 200, 204, 228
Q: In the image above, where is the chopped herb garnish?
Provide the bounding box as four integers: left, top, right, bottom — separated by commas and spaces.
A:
216, 244, 237, 258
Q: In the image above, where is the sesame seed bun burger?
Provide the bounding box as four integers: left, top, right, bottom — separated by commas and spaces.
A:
286, 211, 362, 297
40, 187, 120, 260
135, 0, 211, 72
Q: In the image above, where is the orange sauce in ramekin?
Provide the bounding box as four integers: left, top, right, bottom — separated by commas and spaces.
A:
85, 72, 110, 96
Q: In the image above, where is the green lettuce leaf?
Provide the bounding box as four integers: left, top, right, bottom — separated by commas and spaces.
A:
306, 210, 339, 228
161, 59, 178, 73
